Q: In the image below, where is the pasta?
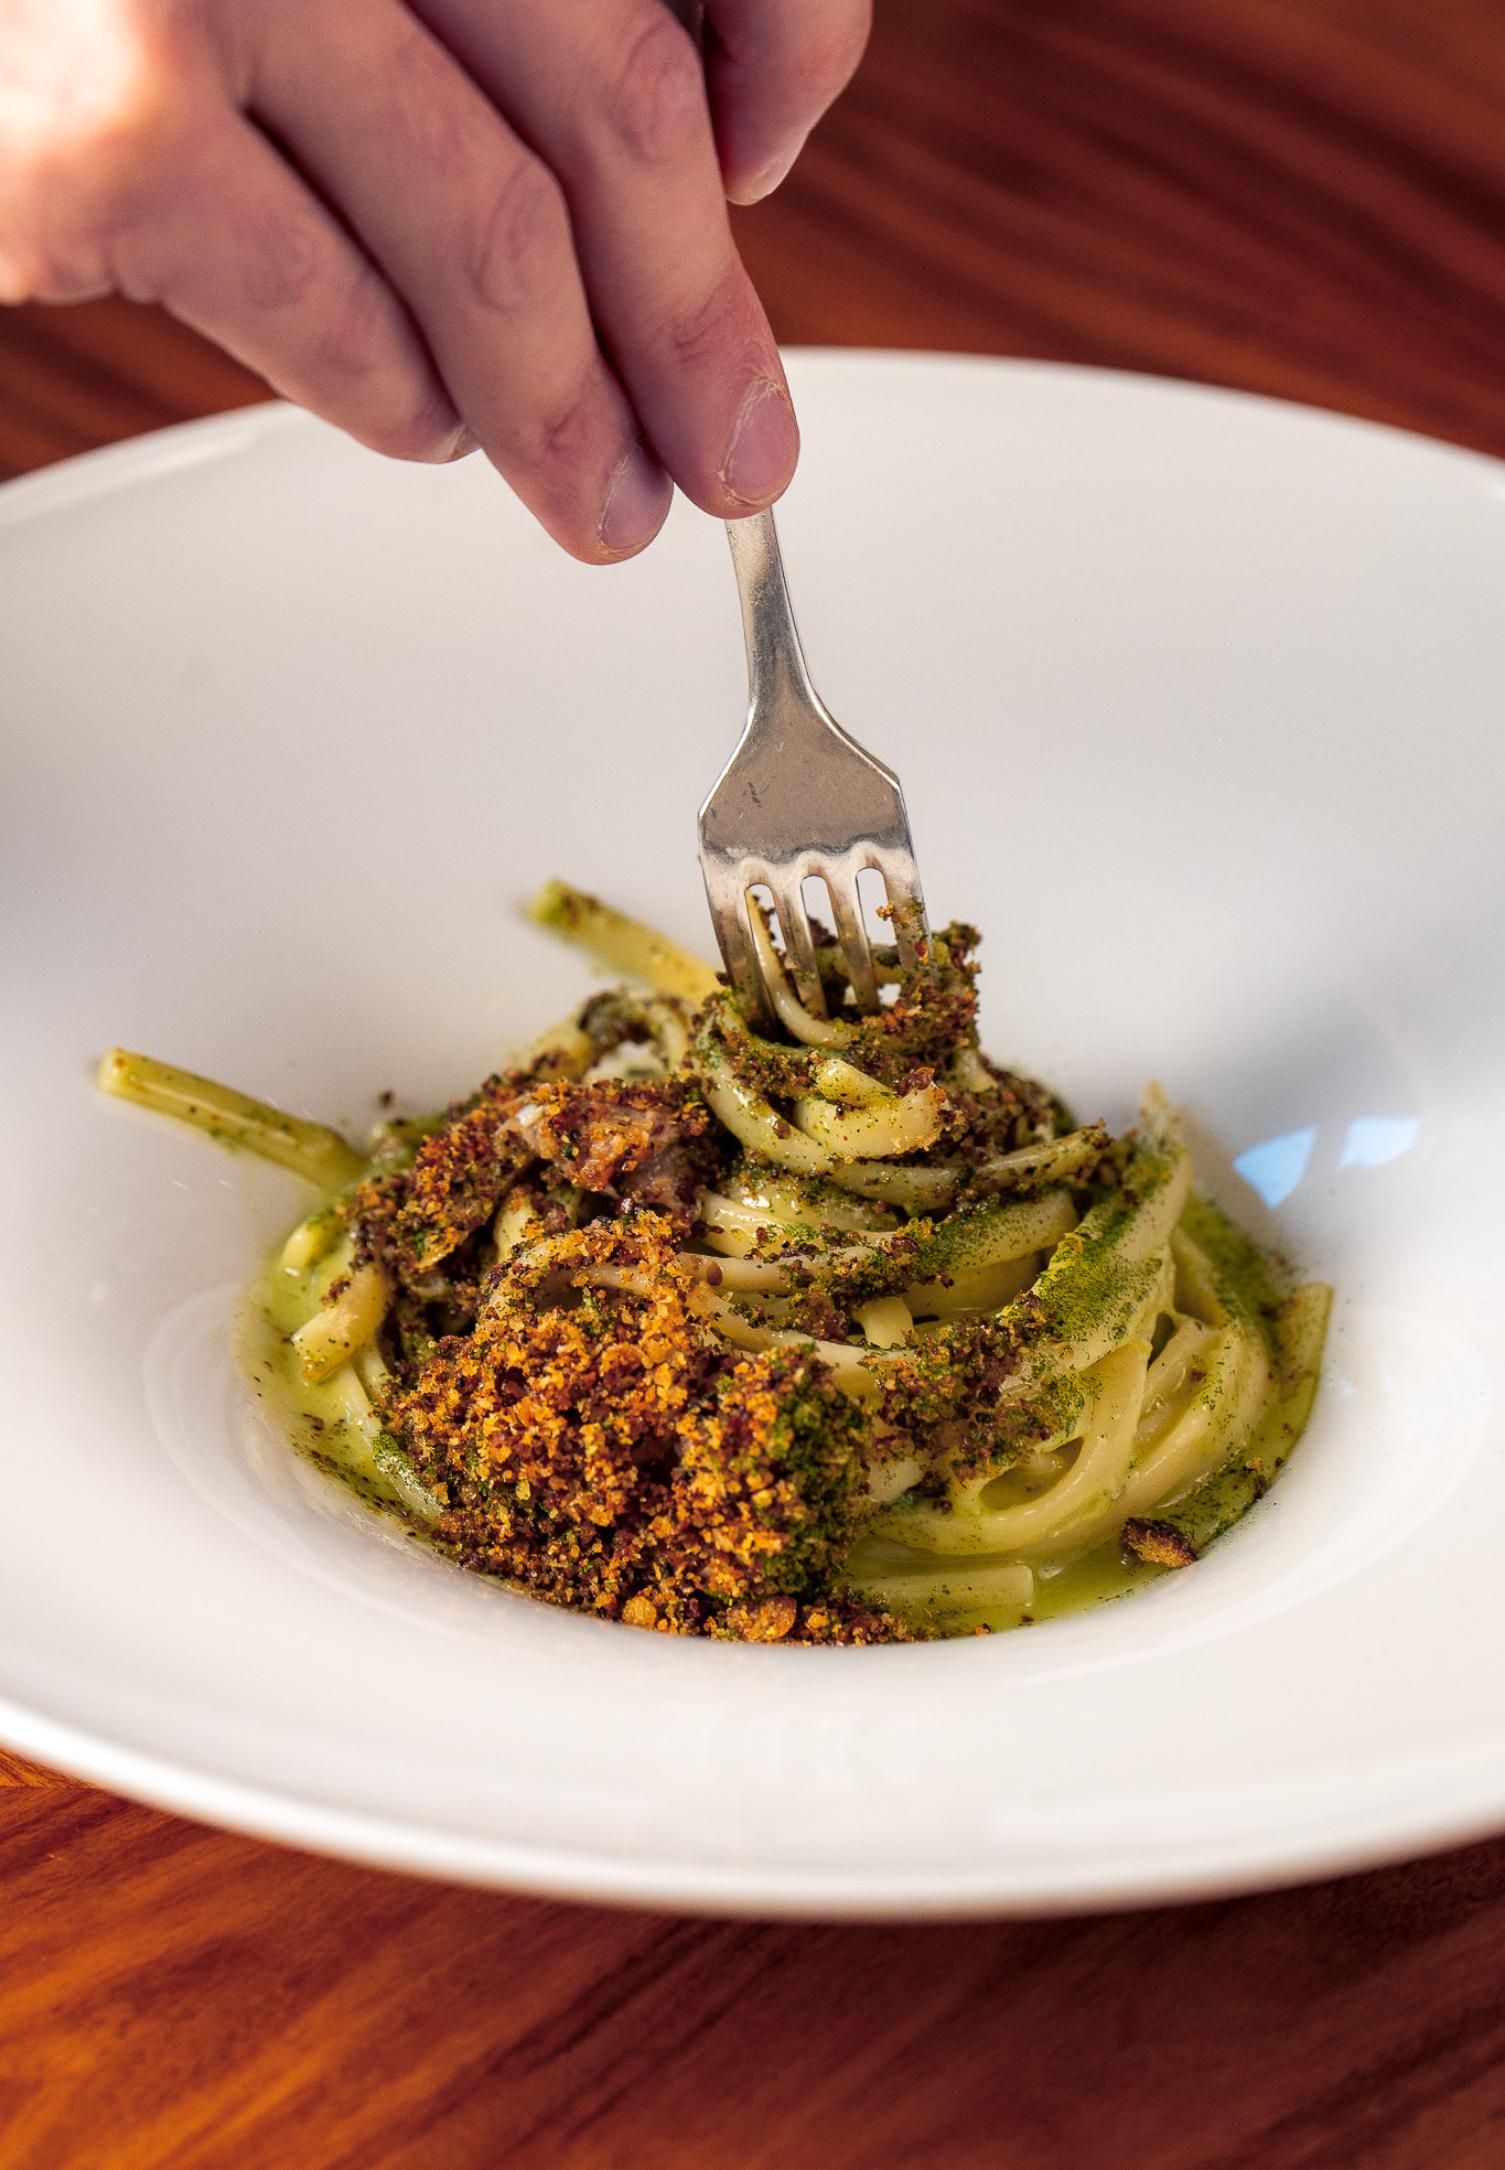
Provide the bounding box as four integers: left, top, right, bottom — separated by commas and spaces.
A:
100, 884, 1329, 1643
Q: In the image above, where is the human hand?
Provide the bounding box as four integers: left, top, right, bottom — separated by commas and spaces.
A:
0, 0, 870, 560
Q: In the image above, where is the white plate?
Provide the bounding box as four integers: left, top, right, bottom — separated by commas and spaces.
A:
3, 354, 1501, 1917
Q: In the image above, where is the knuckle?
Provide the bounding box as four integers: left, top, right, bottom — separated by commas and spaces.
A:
373, 19, 476, 181
486, 370, 616, 509
520, 374, 603, 473
466, 157, 571, 314
658, 260, 754, 374
314, 263, 405, 382
269, 254, 460, 464
224, 187, 327, 315
323, 288, 459, 460
605, 11, 708, 165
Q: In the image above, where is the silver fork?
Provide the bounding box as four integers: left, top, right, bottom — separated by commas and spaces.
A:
698, 509, 930, 1021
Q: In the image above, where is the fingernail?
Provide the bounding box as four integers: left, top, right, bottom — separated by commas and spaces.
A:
722, 380, 799, 506
741, 135, 806, 203
599, 442, 670, 555
420, 419, 476, 464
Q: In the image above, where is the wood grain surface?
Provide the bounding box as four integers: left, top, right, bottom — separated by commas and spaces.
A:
6, 2, 1505, 2163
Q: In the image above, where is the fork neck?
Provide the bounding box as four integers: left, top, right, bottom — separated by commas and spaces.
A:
725, 509, 819, 716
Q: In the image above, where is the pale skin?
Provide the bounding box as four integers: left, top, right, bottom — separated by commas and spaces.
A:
0, 0, 872, 559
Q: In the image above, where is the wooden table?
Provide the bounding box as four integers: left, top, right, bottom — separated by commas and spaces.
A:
6, 3, 1505, 2161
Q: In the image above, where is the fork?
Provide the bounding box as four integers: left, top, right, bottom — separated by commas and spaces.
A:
698, 508, 930, 1022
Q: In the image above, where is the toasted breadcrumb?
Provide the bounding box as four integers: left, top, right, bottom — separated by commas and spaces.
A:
388, 1216, 906, 1642
1122, 1516, 1199, 1569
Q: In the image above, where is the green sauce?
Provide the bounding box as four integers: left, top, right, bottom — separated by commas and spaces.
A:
1011, 1540, 1168, 1629
239, 1250, 431, 1525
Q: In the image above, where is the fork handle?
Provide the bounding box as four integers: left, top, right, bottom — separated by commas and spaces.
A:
725, 509, 817, 715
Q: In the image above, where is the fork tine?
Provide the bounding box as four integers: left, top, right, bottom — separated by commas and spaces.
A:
702, 871, 768, 1023
769, 877, 828, 1019
727, 902, 772, 1025
877, 858, 930, 973
828, 877, 881, 1012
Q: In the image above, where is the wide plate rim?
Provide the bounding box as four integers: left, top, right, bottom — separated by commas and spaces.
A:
5, 352, 1502, 1916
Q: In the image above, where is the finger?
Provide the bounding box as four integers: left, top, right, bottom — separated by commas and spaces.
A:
110, 109, 467, 464
703, 0, 872, 203
250, 1, 671, 562
414, 0, 798, 517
